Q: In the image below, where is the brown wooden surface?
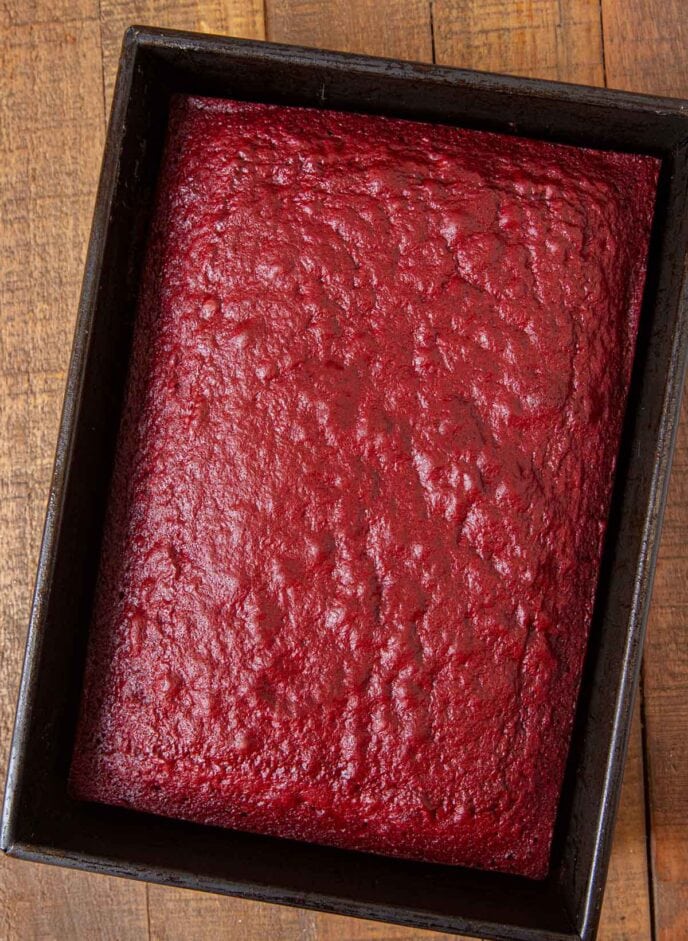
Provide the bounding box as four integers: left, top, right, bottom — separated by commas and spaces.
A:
0, 1, 685, 938
600, 4, 688, 939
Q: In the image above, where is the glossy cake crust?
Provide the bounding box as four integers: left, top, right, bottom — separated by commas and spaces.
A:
70, 96, 659, 878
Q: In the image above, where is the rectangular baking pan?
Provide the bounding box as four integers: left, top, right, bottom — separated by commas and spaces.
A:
2, 26, 688, 941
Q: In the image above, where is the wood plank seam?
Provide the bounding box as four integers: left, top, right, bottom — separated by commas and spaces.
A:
597, 0, 608, 87
262, 0, 269, 42
97, 0, 109, 139
145, 881, 152, 941
429, 0, 437, 65
640, 671, 658, 941
598, 6, 654, 941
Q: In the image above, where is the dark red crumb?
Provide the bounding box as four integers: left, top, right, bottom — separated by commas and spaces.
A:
70, 96, 659, 878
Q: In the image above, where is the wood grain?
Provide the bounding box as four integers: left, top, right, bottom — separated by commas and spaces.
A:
602, 4, 688, 937
602, 0, 688, 96
265, 0, 432, 60
99, 0, 265, 104
147, 890, 313, 941
0, 3, 149, 939
432, 0, 605, 84
599, 704, 653, 940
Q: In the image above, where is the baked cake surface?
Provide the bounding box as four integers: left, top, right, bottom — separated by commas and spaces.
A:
70, 96, 658, 878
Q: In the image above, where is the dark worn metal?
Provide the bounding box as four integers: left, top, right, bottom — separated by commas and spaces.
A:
2, 25, 688, 941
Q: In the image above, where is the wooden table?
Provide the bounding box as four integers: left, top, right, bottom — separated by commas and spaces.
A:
1, 2, 685, 938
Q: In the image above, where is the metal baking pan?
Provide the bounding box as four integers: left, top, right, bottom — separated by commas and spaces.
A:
2, 26, 688, 941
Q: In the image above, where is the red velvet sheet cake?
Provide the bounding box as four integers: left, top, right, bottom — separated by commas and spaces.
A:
71, 96, 659, 878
